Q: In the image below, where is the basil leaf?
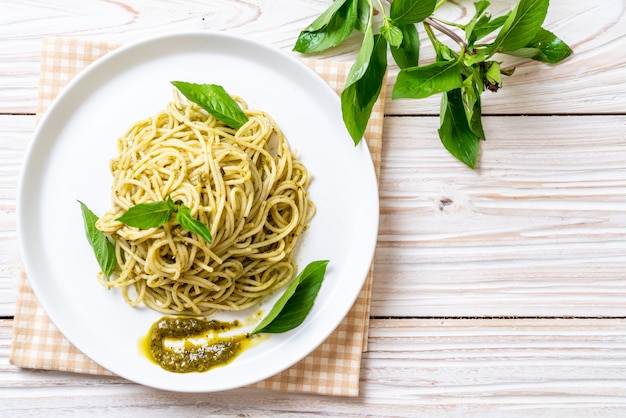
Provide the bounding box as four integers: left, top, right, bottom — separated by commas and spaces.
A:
464, 1, 504, 47
505, 28, 573, 64
490, 0, 548, 54
380, 19, 403, 48
484, 60, 502, 88
390, 0, 436, 24
171, 81, 249, 129
78, 201, 116, 280
468, 13, 510, 48
175, 204, 212, 243
341, 33, 388, 145
465, 0, 492, 35
344, 1, 374, 86
116, 197, 175, 229
438, 88, 482, 168
390, 23, 420, 69
393, 59, 463, 99
293, 0, 358, 53
355, 0, 371, 33
461, 73, 486, 139
251, 260, 329, 335
296, 0, 348, 32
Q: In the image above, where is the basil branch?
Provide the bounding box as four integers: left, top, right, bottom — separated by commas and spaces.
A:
294, 0, 572, 168
423, 17, 469, 53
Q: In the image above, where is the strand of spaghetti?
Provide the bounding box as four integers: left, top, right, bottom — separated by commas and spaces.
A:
95, 89, 315, 315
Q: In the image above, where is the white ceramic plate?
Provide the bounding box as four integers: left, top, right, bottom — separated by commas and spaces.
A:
18, 32, 378, 392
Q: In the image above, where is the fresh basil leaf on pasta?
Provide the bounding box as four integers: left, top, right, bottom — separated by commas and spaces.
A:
251, 260, 329, 335
78, 201, 116, 280
175, 204, 212, 243
116, 196, 175, 229
171, 81, 249, 129
116, 198, 212, 243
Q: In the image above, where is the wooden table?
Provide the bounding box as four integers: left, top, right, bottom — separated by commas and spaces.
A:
2, 0, 626, 415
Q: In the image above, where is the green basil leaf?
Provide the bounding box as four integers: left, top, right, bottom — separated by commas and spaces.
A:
341, 33, 388, 145
293, 0, 358, 53
390, 23, 420, 69
462, 74, 478, 115
459, 63, 486, 140
462, 74, 486, 139
117, 197, 175, 229
390, 0, 436, 24
490, 0, 548, 54
505, 28, 573, 63
345, 0, 374, 86
78, 201, 116, 280
380, 19, 403, 48
300, 0, 349, 31
393, 59, 463, 99
175, 204, 212, 243
464, 1, 497, 47
465, 0, 492, 33
355, 0, 371, 33
468, 13, 509, 47
171, 81, 249, 129
484, 60, 502, 87
251, 260, 329, 335
438, 88, 482, 168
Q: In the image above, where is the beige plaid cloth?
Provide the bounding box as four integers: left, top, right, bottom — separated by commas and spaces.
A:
10, 37, 386, 397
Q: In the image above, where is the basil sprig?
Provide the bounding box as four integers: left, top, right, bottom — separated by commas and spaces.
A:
116, 196, 212, 243
251, 260, 329, 335
294, 0, 572, 168
115, 196, 175, 229
79, 198, 212, 277
171, 81, 249, 129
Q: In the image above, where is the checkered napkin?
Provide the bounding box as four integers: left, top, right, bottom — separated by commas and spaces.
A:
10, 37, 386, 397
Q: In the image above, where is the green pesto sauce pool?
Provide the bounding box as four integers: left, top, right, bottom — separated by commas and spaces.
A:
141, 316, 259, 373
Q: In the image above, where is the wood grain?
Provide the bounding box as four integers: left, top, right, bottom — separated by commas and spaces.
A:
373, 115, 626, 317
3, 318, 626, 416
1, 1, 625, 114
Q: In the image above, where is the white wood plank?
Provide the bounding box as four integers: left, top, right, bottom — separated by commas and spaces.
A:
0, 116, 30, 316
1, 0, 625, 115
3, 318, 626, 416
373, 115, 626, 317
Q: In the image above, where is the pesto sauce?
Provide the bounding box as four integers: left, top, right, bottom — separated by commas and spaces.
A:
144, 316, 251, 373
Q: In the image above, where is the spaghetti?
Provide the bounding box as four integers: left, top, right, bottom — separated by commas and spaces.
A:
96, 90, 315, 315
